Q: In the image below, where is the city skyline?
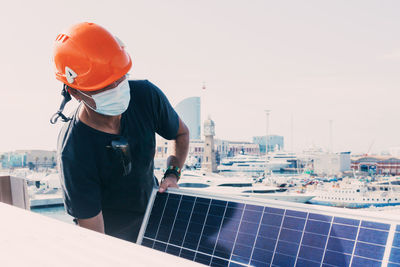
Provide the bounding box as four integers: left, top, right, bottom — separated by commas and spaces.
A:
0, 1, 399, 154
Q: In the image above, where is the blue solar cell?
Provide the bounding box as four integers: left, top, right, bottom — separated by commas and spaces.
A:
333, 217, 360, 226
203, 225, 219, 236
194, 252, 212, 265
251, 247, 273, 263
396, 225, 400, 232
166, 244, 180, 256
163, 199, 180, 215
144, 222, 158, 238
279, 228, 303, 243
265, 207, 285, 215
191, 212, 207, 224
228, 202, 244, 209
193, 202, 209, 214
298, 245, 324, 262
169, 229, 185, 246
394, 232, 400, 248
361, 220, 390, 231
251, 259, 270, 267
214, 240, 234, 259
242, 209, 262, 223
211, 257, 229, 267
179, 199, 195, 211
388, 263, 400, 267
153, 241, 167, 252
239, 221, 259, 235
261, 213, 283, 227
224, 207, 244, 222
183, 232, 201, 250
206, 214, 224, 227
308, 213, 332, 222
254, 236, 277, 251
232, 243, 253, 263
354, 242, 385, 260
272, 253, 296, 266
198, 243, 216, 254
197, 197, 211, 204
390, 247, 400, 263
181, 194, 194, 201
229, 262, 245, 267
286, 209, 307, 218
180, 248, 195, 260
175, 210, 191, 221
301, 232, 327, 248
296, 258, 321, 267
245, 204, 264, 212
323, 250, 352, 267
258, 224, 280, 239
305, 219, 331, 235
211, 199, 227, 207
187, 222, 203, 233
141, 237, 154, 248
235, 232, 256, 246
351, 256, 381, 267
219, 229, 237, 242
276, 240, 299, 256
330, 223, 358, 240
173, 218, 189, 229
157, 225, 172, 242
326, 237, 355, 254
209, 205, 226, 217
282, 216, 306, 231
357, 228, 389, 245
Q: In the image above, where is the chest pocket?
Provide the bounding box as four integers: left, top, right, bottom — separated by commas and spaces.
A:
130, 133, 155, 172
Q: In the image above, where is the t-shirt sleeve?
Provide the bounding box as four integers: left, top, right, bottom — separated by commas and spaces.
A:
148, 81, 179, 140
59, 155, 102, 219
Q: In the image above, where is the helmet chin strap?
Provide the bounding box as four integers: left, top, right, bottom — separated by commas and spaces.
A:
50, 84, 72, 124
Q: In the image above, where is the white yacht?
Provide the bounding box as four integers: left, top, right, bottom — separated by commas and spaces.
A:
306, 178, 400, 208
218, 154, 266, 172
218, 152, 297, 173
177, 170, 314, 203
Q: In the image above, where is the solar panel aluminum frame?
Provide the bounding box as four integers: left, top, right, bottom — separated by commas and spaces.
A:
137, 187, 400, 266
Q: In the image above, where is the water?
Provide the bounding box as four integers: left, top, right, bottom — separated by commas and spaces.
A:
31, 205, 74, 225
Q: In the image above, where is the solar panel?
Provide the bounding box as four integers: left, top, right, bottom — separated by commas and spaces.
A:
137, 188, 400, 266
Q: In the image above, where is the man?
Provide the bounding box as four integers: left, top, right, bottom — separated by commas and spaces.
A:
51, 22, 189, 243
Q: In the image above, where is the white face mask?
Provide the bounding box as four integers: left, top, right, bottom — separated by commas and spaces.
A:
80, 79, 131, 116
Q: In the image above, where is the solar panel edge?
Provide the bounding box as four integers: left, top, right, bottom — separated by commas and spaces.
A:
137, 187, 159, 245
384, 224, 398, 265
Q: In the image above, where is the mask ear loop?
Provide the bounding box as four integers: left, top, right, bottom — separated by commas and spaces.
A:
50, 84, 72, 124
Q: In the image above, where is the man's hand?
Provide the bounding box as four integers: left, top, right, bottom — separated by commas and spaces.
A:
159, 175, 179, 193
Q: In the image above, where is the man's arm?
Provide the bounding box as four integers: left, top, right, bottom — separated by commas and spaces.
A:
159, 117, 189, 193
77, 211, 105, 233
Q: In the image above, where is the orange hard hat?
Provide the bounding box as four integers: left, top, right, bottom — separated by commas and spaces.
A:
53, 22, 132, 91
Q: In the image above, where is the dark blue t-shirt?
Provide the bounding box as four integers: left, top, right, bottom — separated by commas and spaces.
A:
57, 80, 179, 237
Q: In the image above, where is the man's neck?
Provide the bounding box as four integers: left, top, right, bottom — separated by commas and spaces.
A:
78, 104, 121, 135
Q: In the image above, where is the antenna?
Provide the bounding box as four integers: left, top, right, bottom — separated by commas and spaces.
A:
290, 113, 294, 152
329, 119, 333, 153
264, 110, 271, 175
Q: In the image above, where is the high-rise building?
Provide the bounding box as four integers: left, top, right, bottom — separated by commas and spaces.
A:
175, 97, 201, 140
253, 135, 284, 153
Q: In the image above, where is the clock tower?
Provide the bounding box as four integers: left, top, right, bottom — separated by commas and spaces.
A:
203, 117, 217, 173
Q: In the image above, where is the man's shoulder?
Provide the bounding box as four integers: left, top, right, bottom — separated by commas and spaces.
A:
128, 79, 163, 98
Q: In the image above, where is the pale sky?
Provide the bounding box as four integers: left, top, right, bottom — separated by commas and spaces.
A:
0, 0, 399, 154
